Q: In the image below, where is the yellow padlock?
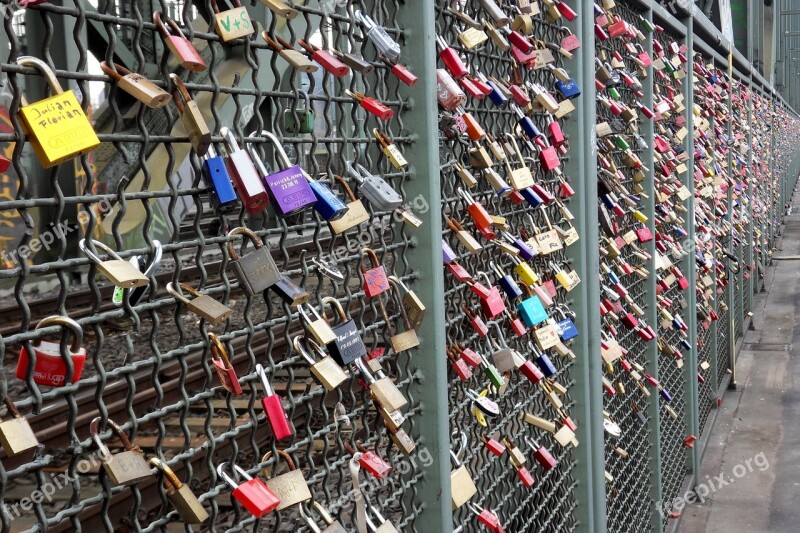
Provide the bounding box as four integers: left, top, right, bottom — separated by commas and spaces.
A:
17, 56, 100, 168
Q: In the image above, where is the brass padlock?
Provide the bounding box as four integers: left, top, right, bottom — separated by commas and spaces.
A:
100, 62, 172, 109
301, 501, 348, 532
355, 358, 407, 412
387, 282, 420, 353
226, 226, 281, 295
294, 335, 348, 391
389, 276, 425, 329
388, 427, 416, 455
450, 432, 477, 509
150, 458, 209, 524
166, 282, 232, 325
0, 396, 38, 456
298, 302, 337, 346
329, 175, 370, 234
259, 0, 298, 19
90, 417, 151, 486
469, 144, 494, 169
170, 74, 211, 156
263, 32, 319, 72
259, 450, 312, 511
374, 129, 408, 169
16, 56, 100, 168
79, 238, 149, 289
212, 0, 255, 42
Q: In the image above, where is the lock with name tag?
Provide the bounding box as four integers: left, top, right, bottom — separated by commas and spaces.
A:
323, 297, 367, 365
259, 450, 312, 511
90, 417, 151, 486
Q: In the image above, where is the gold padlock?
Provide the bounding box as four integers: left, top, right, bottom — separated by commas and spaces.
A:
0, 396, 38, 456
166, 282, 232, 325
469, 144, 494, 169
450, 432, 477, 509
79, 238, 149, 289
212, 0, 255, 42
100, 62, 172, 109
504, 133, 535, 190
329, 175, 370, 234
259, 450, 312, 511
149, 458, 209, 524
386, 282, 420, 353
389, 276, 425, 329
374, 129, 408, 169
294, 336, 348, 391
170, 74, 211, 156
90, 417, 152, 486
447, 217, 482, 254
258, 0, 298, 19
355, 358, 407, 412
16, 56, 100, 168
389, 427, 416, 455
298, 303, 337, 346
263, 33, 319, 73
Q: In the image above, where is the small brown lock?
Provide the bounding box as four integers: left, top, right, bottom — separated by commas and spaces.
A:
170, 74, 211, 156
260, 450, 312, 511
167, 282, 232, 325
263, 33, 319, 73
0, 396, 38, 456
100, 62, 172, 109
90, 417, 151, 486
150, 458, 209, 524
79, 238, 149, 289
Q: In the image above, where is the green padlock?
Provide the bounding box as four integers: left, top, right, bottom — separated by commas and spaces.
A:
283, 89, 316, 134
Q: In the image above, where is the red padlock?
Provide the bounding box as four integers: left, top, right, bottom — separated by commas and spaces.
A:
298, 39, 350, 77
153, 11, 207, 71
538, 145, 561, 171
17, 316, 86, 387
520, 360, 544, 385
482, 435, 506, 457
361, 247, 390, 298
464, 305, 490, 337
459, 187, 494, 231
346, 90, 393, 120
256, 364, 294, 440
515, 465, 535, 488
209, 333, 243, 395
383, 57, 418, 87
451, 355, 474, 381
479, 287, 506, 319
459, 344, 482, 367
355, 442, 393, 479
527, 437, 559, 470
217, 463, 280, 517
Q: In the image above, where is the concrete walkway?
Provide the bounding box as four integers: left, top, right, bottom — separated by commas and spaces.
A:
679, 190, 800, 532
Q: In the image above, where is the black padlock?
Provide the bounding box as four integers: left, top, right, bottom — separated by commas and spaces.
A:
322, 296, 367, 366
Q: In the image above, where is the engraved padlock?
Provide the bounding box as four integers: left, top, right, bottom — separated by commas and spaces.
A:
90, 417, 151, 486
323, 297, 367, 365
170, 74, 211, 156
294, 335, 348, 391
150, 458, 209, 524
208, 332, 243, 395
226, 226, 281, 295
100, 61, 172, 109
17, 315, 86, 387
79, 238, 149, 289
167, 282, 232, 325
259, 450, 312, 511
16, 56, 100, 167
248, 130, 317, 217
212, 0, 255, 42
0, 396, 38, 456
153, 11, 206, 71
354, 358, 407, 412
329, 175, 370, 234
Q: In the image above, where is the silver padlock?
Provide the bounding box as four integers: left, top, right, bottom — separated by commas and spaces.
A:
345, 161, 403, 211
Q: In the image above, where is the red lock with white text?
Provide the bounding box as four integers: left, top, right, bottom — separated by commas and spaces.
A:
17, 316, 86, 387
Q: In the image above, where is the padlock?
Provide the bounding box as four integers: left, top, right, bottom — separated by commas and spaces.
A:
304, 173, 350, 221
90, 417, 151, 486
297, 303, 336, 347
328, 175, 370, 234
264, 32, 321, 70
450, 433, 478, 509
110, 241, 162, 307
16, 56, 100, 168
282, 89, 316, 134
271, 276, 310, 307
458, 187, 494, 231
365, 506, 400, 533
350, 436, 393, 479
259, 450, 312, 511
256, 364, 294, 440
469, 503, 505, 531
354, 10, 401, 61
355, 358, 407, 412
246, 130, 316, 217
297, 38, 350, 77
323, 297, 367, 365
388, 275, 425, 329
346, 89, 394, 120
555, 306, 579, 340
463, 304, 489, 336
200, 146, 239, 213
17, 315, 86, 387
346, 161, 404, 211
449, 345, 474, 381
490, 334, 518, 374
0, 396, 38, 456
220, 127, 269, 213
153, 12, 206, 71
374, 129, 408, 169
212, 0, 254, 42
170, 74, 210, 156
294, 336, 348, 391
208, 332, 243, 395
149, 458, 209, 524
167, 282, 232, 325
302, 501, 348, 532
448, 218, 483, 254
479, 350, 506, 389
517, 284, 548, 328
226, 226, 281, 295
100, 61, 171, 109
79, 238, 149, 289
386, 283, 420, 353
361, 247, 390, 298
526, 437, 559, 470
217, 462, 280, 517
259, 0, 298, 18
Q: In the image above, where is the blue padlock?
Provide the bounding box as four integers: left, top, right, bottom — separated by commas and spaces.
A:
491, 261, 523, 300
307, 175, 349, 221
660, 388, 672, 402
202, 145, 239, 213
520, 187, 544, 207
485, 78, 508, 106
535, 352, 557, 378
554, 78, 581, 100
517, 293, 547, 328
514, 107, 541, 139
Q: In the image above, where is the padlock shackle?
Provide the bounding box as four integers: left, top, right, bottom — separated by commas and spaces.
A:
208, 332, 234, 369
293, 335, 318, 365
353, 10, 376, 30
353, 358, 376, 386
296, 38, 318, 56
90, 416, 142, 459
344, 160, 367, 184
165, 281, 206, 305
216, 462, 253, 489
16, 56, 63, 96
450, 430, 468, 464
2, 396, 22, 419
361, 247, 382, 270
372, 128, 391, 149
333, 175, 358, 202
262, 32, 285, 52
299, 504, 323, 533
99, 61, 135, 82
259, 449, 297, 479
79, 238, 125, 265
32, 315, 83, 351
149, 457, 184, 490
226, 226, 263, 262
153, 11, 187, 40
257, 130, 294, 170
386, 277, 414, 331
312, 501, 337, 526
255, 364, 275, 396
169, 74, 194, 115
321, 296, 348, 324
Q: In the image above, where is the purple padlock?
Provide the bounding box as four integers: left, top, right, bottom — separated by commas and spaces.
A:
443, 239, 457, 264
248, 131, 317, 217
502, 231, 535, 261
